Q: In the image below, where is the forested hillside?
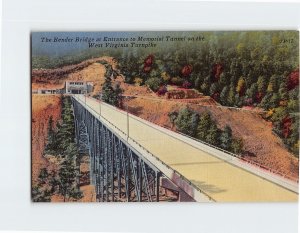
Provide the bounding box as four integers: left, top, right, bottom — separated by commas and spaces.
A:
115, 32, 299, 156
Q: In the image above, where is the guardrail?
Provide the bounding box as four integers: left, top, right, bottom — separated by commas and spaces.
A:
116, 96, 299, 184
158, 123, 299, 183
75, 95, 299, 188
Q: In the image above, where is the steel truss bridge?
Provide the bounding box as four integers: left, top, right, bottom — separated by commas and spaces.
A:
72, 95, 298, 202
73, 99, 163, 202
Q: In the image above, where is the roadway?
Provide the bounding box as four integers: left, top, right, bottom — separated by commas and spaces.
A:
74, 95, 298, 202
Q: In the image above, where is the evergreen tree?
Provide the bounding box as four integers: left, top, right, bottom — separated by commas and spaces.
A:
209, 83, 219, 96
205, 122, 220, 146
267, 75, 279, 93
44, 116, 57, 155
219, 72, 229, 87
269, 93, 280, 109
257, 76, 267, 94
145, 77, 162, 92
38, 168, 49, 185
102, 72, 115, 103
168, 111, 178, 129
200, 76, 211, 95
231, 138, 244, 154
220, 86, 229, 105
32, 185, 52, 202
174, 107, 195, 136
287, 118, 299, 155
197, 112, 212, 141
194, 76, 202, 90
220, 125, 233, 150
32, 168, 53, 202
278, 81, 288, 101
190, 112, 200, 137
56, 98, 76, 155
260, 93, 272, 110
102, 65, 124, 107
113, 82, 123, 108
248, 83, 258, 99
227, 85, 236, 106
57, 151, 82, 202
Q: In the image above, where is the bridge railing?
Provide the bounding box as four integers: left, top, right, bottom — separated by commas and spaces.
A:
118, 95, 300, 182
76, 95, 299, 185
132, 113, 299, 184
110, 97, 299, 184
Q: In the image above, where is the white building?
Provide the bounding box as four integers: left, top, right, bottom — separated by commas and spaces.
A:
37, 89, 57, 94
65, 81, 94, 94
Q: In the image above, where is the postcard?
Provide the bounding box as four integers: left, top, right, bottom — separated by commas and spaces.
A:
31, 31, 299, 202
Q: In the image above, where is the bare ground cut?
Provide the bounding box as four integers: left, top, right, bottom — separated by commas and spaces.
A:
31, 95, 62, 185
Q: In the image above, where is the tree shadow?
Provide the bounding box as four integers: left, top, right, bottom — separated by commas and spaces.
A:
242, 150, 256, 157
191, 179, 227, 194
170, 161, 226, 166
128, 106, 143, 115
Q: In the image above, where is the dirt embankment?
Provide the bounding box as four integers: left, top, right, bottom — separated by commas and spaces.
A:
31, 95, 62, 184
32, 56, 116, 82
31, 56, 117, 95
125, 97, 299, 180
32, 95, 96, 201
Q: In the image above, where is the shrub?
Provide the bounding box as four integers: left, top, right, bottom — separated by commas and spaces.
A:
157, 86, 168, 96
161, 72, 171, 83
170, 76, 184, 86
231, 138, 244, 154
134, 77, 143, 86
182, 81, 192, 89
145, 77, 162, 92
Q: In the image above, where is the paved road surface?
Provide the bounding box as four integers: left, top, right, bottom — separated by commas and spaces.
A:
75, 95, 298, 202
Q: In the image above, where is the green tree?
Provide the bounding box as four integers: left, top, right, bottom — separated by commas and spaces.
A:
55, 98, 76, 155
227, 85, 236, 106
32, 168, 53, 202
174, 107, 197, 136
32, 185, 52, 202
44, 116, 57, 155
194, 77, 202, 90
209, 83, 219, 96
220, 86, 229, 105
102, 66, 123, 107
197, 112, 212, 141
200, 76, 211, 95
57, 148, 82, 202
205, 122, 220, 146
231, 138, 244, 154
220, 125, 233, 151
257, 76, 267, 94
267, 75, 278, 93
110, 82, 123, 107
190, 113, 200, 137
278, 82, 288, 101
145, 77, 162, 92
260, 93, 272, 110
102, 71, 115, 103
286, 118, 299, 155
168, 111, 178, 129
219, 72, 229, 87
269, 93, 280, 109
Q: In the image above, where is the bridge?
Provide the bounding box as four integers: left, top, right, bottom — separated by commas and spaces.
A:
72, 95, 298, 202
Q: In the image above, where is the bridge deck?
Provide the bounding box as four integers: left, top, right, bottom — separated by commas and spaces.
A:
74, 95, 298, 202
